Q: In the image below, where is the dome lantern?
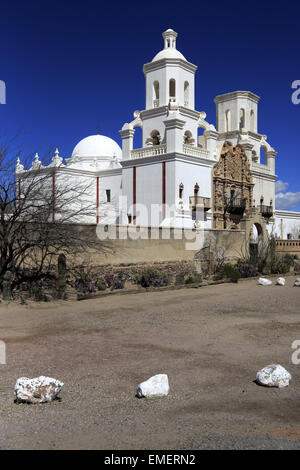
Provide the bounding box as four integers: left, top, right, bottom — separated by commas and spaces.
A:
162, 29, 178, 50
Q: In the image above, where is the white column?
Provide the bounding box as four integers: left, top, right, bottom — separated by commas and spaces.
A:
265, 150, 277, 173
203, 130, 218, 159
119, 126, 135, 160
163, 114, 185, 153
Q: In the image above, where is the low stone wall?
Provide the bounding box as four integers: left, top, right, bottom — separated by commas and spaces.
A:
72, 224, 246, 266
276, 239, 300, 256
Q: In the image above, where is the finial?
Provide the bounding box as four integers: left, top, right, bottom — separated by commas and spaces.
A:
31, 153, 42, 169
96, 125, 101, 135
50, 147, 63, 167
16, 156, 24, 173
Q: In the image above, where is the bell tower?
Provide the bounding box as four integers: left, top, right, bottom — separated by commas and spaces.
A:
120, 29, 207, 157
143, 29, 197, 111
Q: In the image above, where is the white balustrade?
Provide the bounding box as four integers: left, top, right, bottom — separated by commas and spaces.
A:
182, 144, 210, 158
131, 144, 167, 159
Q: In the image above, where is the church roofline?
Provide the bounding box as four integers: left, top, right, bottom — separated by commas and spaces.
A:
275, 210, 300, 218
140, 106, 201, 121
143, 58, 197, 75
214, 91, 260, 104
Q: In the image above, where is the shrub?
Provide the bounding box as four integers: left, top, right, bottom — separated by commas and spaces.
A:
132, 273, 142, 285
96, 279, 107, 291
103, 274, 125, 290
262, 265, 271, 275
235, 263, 259, 278
138, 268, 170, 288
175, 272, 185, 285
51, 290, 68, 300
110, 277, 125, 290
75, 271, 96, 294
104, 275, 114, 288
30, 284, 47, 301
282, 253, 295, 268
184, 273, 202, 284
269, 260, 290, 275
214, 264, 241, 283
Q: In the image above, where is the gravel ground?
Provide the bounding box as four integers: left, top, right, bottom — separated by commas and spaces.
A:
0, 278, 300, 450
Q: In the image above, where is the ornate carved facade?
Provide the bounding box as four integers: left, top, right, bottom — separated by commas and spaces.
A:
213, 142, 254, 229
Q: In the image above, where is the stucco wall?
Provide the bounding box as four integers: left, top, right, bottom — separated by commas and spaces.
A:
70, 224, 246, 265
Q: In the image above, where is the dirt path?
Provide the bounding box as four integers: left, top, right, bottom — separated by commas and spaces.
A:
0, 278, 300, 449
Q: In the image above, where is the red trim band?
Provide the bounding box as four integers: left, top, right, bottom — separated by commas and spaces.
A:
162, 161, 166, 219
52, 172, 55, 222
96, 176, 99, 224
133, 166, 136, 224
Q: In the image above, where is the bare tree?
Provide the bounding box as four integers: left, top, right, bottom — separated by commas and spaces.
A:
290, 224, 300, 240
0, 135, 96, 285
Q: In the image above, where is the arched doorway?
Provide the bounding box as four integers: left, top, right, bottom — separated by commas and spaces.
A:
249, 222, 263, 257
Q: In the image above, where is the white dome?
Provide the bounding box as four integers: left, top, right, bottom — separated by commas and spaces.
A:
71, 134, 122, 159
152, 48, 186, 62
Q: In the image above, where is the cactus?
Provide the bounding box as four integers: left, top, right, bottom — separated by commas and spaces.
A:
2, 270, 12, 300
57, 254, 67, 291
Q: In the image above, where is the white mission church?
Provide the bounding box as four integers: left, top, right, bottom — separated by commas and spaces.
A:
16, 29, 300, 240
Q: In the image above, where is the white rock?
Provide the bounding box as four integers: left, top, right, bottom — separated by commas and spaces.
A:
294, 278, 300, 287
256, 364, 291, 388
136, 374, 169, 398
276, 277, 286, 286
14, 376, 64, 404
258, 277, 272, 286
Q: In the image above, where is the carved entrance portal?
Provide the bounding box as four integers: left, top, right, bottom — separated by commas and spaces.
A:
212, 142, 254, 229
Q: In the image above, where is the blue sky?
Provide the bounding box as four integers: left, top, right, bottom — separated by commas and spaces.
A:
1, 0, 300, 210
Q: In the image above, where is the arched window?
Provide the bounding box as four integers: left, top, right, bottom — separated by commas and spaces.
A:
239, 108, 245, 130
153, 81, 159, 108
250, 110, 255, 132
225, 109, 231, 132
179, 183, 184, 199
184, 81, 189, 106
169, 79, 176, 99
